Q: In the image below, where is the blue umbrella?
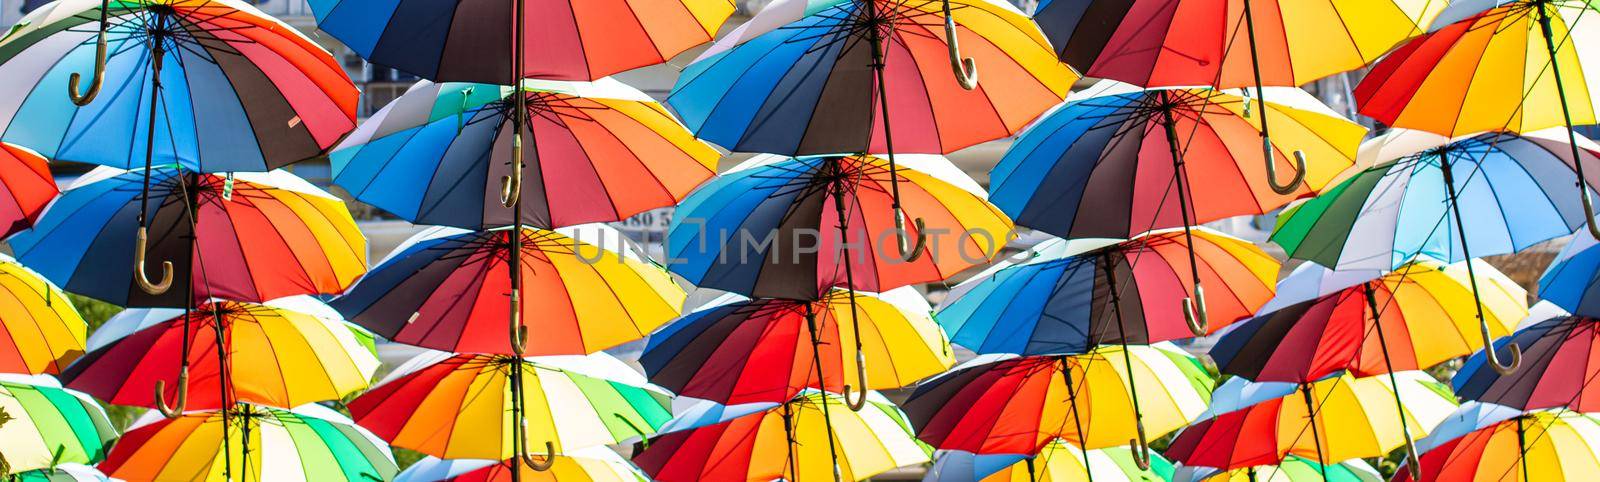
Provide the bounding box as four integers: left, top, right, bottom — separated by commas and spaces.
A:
1539, 233, 1600, 318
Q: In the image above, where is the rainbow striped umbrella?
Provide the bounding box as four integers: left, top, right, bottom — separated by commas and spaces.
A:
642, 287, 953, 406
332, 225, 683, 356
10, 167, 367, 308
1173, 456, 1383, 482
348, 352, 671, 460
0, 143, 56, 239
633, 390, 932, 482
668, 0, 1073, 156
0, 375, 117, 474
61, 298, 379, 413
1396, 408, 1600, 482
0, 0, 357, 173
307, 0, 734, 83
926, 440, 1175, 482
0, 254, 85, 376
102, 403, 397, 482
395, 447, 647, 482
329, 78, 718, 230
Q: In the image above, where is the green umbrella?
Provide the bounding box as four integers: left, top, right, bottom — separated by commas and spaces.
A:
1179, 455, 1382, 481
0, 376, 117, 475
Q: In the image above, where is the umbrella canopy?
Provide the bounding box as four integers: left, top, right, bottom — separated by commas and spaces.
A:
1211, 258, 1527, 383
7, 463, 118, 482
0, 375, 117, 474
394, 448, 647, 482
925, 440, 1175, 482
331, 225, 683, 356
61, 299, 380, 412
938, 227, 1278, 355
1272, 129, 1600, 271
989, 82, 1363, 241
347, 352, 672, 459
0, 143, 56, 238
1165, 372, 1457, 472
1395, 409, 1600, 482
1033, 0, 1444, 88
667, 154, 1011, 300
903, 344, 1214, 455
1172, 455, 1382, 482
1455, 315, 1600, 413
0, 0, 357, 172
329, 78, 718, 230
668, 0, 1073, 156
307, 0, 733, 83
1539, 232, 1600, 317
0, 254, 86, 376
633, 391, 931, 482
9, 167, 367, 307
1357, 0, 1600, 136
641, 287, 953, 405
102, 403, 398, 482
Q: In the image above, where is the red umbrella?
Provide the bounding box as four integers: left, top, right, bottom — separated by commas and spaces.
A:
0, 142, 57, 238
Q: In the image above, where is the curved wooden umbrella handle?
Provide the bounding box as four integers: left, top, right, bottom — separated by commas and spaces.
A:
841, 352, 869, 411
520, 441, 556, 472
1582, 189, 1600, 241
68, 0, 112, 106
1183, 282, 1209, 336
508, 290, 526, 355
894, 209, 926, 262
500, 135, 523, 208
154, 367, 188, 419
1478, 323, 1516, 374
941, 0, 978, 90
134, 227, 173, 295
1128, 419, 1152, 471
1265, 147, 1308, 195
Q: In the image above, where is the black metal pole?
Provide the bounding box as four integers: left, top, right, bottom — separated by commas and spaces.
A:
1157, 93, 1208, 333
1102, 254, 1147, 472
1366, 282, 1422, 480
803, 303, 843, 482
1298, 384, 1329, 480
1059, 357, 1095, 482
1536, 3, 1595, 211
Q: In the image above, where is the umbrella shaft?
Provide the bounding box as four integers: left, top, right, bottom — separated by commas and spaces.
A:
1535, 5, 1592, 191
1059, 360, 1095, 482
1366, 283, 1419, 468
863, 2, 903, 213
1516, 416, 1530, 482
1299, 385, 1328, 480
139, 25, 167, 228
1100, 256, 1145, 428
1157, 98, 1205, 288
802, 303, 843, 481
1437, 157, 1495, 347
1239, 0, 1273, 140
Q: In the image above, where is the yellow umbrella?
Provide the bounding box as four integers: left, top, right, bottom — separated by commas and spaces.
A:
0, 254, 85, 376
1400, 409, 1600, 482
633, 391, 932, 482
1167, 372, 1458, 478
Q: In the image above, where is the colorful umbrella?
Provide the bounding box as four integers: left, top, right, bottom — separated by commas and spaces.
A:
102, 403, 398, 482
6, 463, 118, 482
925, 440, 1175, 482
1395, 409, 1600, 482
1357, 1, 1600, 247
1356, 0, 1599, 137
0, 254, 85, 376
1455, 315, 1600, 413
61, 299, 379, 414
667, 153, 1011, 300
1033, 0, 1442, 89
990, 82, 1362, 241
903, 344, 1213, 457
0, 0, 357, 172
1538, 231, 1600, 317
1272, 128, 1600, 374
9, 167, 367, 308
669, 0, 1073, 157
394, 447, 648, 482
307, 0, 733, 83
1273, 129, 1600, 271
1165, 372, 1456, 479
0, 143, 56, 239
633, 390, 931, 482
348, 351, 672, 460
1172, 455, 1382, 482
938, 227, 1278, 355
329, 78, 718, 230
332, 225, 683, 356
641, 287, 953, 406
0, 375, 117, 475
1212, 257, 1528, 383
